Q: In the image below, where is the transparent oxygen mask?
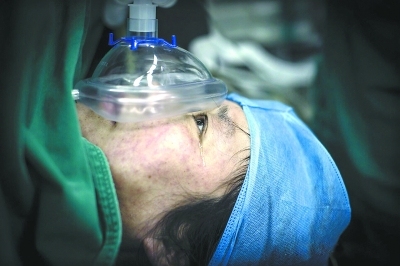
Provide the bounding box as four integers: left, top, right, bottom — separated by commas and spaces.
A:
73, 33, 227, 123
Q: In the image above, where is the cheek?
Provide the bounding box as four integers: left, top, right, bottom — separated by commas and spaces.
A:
137, 138, 199, 180
108, 125, 201, 185
140, 146, 214, 196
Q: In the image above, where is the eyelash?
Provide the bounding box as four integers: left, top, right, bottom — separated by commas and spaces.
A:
193, 113, 208, 137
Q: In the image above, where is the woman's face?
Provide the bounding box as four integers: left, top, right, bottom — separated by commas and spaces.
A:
76, 100, 250, 240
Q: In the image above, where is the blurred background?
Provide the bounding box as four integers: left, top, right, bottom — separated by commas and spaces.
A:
91, 0, 326, 123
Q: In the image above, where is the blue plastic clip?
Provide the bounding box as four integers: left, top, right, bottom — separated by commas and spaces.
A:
108, 33, 177, 50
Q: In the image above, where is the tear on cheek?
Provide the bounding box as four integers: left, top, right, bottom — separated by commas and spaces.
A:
198, 142, 206, 167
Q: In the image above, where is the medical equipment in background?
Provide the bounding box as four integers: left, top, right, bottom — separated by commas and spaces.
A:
73, 0, 227, 123
190, 0, 325, 121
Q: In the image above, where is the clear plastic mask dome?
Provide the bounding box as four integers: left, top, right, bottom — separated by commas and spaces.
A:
73, 37, 227, 123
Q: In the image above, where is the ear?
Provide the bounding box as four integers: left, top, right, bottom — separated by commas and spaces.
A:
143, 237, 187, 265
143, 237, 168, 266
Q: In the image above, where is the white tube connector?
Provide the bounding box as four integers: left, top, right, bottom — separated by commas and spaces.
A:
102, 0, 176, 32
128, 0, 158, 37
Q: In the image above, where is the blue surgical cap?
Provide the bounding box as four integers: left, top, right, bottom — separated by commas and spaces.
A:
209, 93, 351, 266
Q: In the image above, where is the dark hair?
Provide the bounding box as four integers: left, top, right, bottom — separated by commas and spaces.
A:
133, 154, 250, 266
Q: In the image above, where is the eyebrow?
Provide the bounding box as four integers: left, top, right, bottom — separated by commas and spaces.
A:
217, 105, 236, 137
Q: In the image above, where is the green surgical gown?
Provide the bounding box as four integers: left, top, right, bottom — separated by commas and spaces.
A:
0, 0, 122, 265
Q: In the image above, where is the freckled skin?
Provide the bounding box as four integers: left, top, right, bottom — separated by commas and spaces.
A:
76, 101, 250, 242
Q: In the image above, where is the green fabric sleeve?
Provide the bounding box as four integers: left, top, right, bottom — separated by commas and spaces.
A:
0, 0, 121, 265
